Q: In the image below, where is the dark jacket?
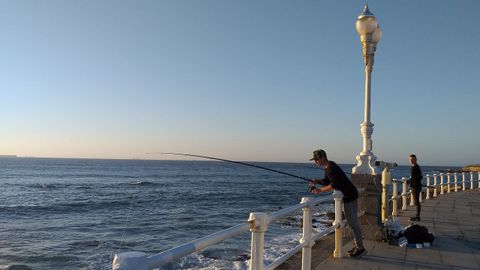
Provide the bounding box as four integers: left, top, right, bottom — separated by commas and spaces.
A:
409, 164, 423, 190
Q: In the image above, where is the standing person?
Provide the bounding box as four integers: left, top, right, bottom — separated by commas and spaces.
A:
309, 149, 366, 257
407, 154, 423, 221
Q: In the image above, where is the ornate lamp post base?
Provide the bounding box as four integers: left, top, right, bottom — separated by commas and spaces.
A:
352, 121, 377, 175
353, 153, 377, 175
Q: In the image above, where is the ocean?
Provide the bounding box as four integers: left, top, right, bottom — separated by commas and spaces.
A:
0, 157, 457, 270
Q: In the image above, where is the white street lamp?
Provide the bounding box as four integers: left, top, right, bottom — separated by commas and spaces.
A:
352, 4, 382, 175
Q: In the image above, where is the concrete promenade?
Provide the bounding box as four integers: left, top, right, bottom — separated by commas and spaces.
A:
317, 190, 480, 270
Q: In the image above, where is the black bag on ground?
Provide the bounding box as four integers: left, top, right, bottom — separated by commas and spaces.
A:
404, 224, 435, 244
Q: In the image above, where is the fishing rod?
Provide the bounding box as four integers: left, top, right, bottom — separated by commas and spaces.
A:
148, 152, 313, 182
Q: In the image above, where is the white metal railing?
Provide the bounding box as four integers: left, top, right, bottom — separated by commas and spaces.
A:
387, 171, 479, 218
112, 191, 345, 270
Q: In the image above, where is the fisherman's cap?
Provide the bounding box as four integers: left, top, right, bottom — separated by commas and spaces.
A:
310, 149, 327, 161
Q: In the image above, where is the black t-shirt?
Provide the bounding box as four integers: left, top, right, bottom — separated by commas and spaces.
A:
317, 161, 358, 203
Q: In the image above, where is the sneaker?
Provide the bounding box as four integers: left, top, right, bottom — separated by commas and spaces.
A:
350, 248, 366, 258
347, 247, 356, 255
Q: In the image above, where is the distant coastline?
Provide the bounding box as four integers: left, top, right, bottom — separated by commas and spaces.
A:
0, 154, 17, 158
463, 164, 480, 172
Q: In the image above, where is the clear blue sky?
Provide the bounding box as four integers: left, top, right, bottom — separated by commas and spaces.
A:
1, 0, 479, 166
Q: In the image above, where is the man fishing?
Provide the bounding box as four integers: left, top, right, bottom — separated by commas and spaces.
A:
308, 149, 366, 257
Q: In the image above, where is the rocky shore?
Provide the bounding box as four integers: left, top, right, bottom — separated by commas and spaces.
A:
277, 229, 353, 269
462, 164, 480, 172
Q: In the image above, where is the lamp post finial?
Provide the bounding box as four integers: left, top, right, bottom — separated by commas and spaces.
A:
359, 4, 374, 18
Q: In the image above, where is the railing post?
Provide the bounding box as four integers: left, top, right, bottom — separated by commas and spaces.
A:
447, 173, 451, 193
300, 197, 313, 270
248, 212, 268, 270
433, 174, 438, 197
401, 177, 407, 210
410, 188, 415, 206
381, 167, 391, 222
425, 175, 430, 199
112, 252, 149, 270
392, 179, 398, 217
333, 190, 344, 258
462, 172, 466, 191
470, 172, 474, 190
440, 173, 444, 195
454, 173, 458, 192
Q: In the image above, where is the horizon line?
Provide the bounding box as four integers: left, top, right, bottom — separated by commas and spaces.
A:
0, 155, 467, 168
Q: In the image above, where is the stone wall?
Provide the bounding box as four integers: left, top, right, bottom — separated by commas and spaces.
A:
351, 173, 383, 240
